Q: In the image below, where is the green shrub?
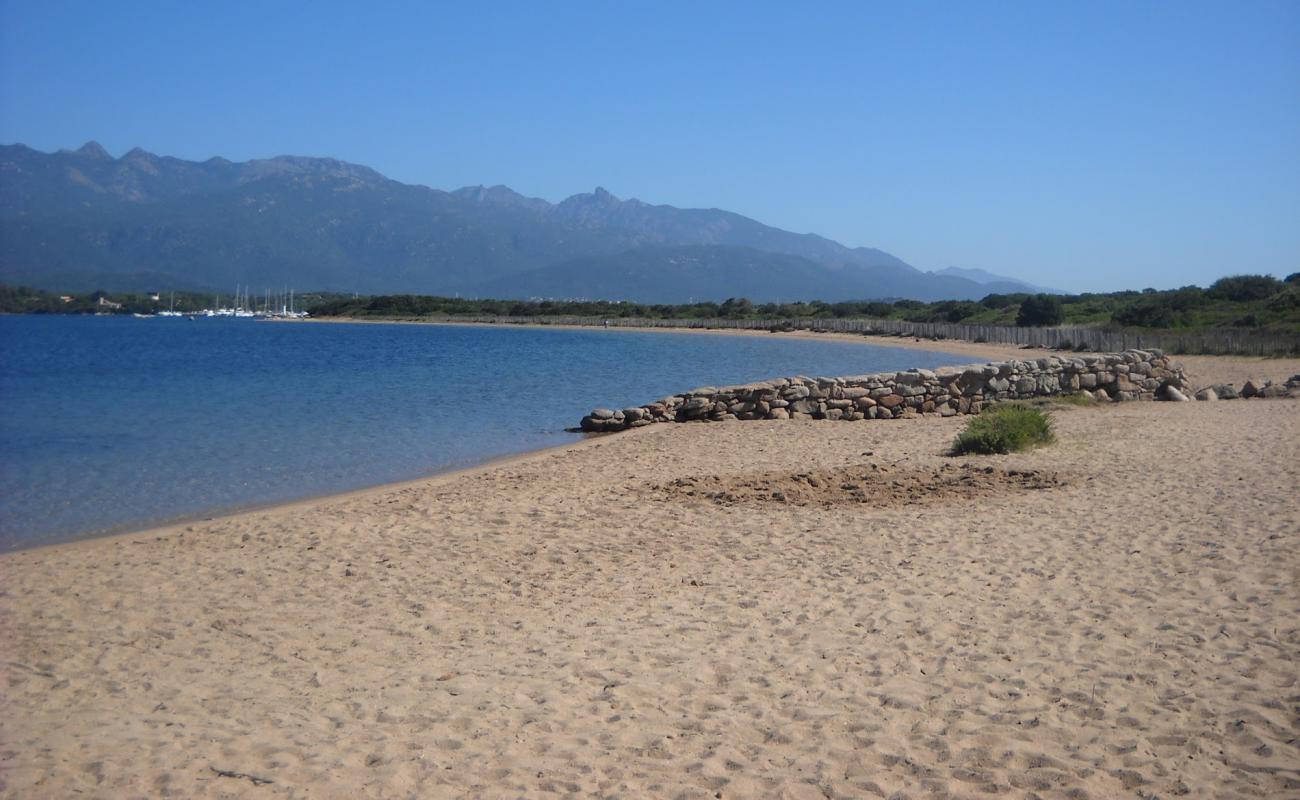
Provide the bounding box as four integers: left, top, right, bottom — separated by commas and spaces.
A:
1207, 274, 1282, 302
1016, 294, 1065, 326
1112, 297, 1177, 328
1012, 394, 1093, 410
952, 405, 1055, 455
981, 292, 1027, 309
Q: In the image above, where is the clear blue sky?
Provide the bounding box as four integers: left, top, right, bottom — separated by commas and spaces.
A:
2, 1, 1297, 292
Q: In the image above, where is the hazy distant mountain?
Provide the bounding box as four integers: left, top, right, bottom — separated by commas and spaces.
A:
928, 266, 1061, 295
1, 141, 1016, 302
481, 245, 852, 304
485, 245, 1009, 305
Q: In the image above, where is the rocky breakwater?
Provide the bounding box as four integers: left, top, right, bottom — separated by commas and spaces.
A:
580, 349, 1195, 433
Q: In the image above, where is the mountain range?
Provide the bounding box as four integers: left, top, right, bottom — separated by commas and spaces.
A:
0, 142, 1050, 302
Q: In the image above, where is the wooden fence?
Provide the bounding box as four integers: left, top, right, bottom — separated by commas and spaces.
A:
400, 315, 1300, 356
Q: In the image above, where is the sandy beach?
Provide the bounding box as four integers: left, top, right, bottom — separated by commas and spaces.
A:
2, 355, 1298, 798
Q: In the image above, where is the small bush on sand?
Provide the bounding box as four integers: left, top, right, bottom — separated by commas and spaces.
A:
1015, 393, 1094, 409
1049, 393, 1094, 407
952, 405, 1055, 455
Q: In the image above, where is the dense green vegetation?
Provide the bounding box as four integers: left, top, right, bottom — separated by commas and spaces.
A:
305, 273, 1300, 333
6, 274, 1298, 336
951, 405, 1056, 455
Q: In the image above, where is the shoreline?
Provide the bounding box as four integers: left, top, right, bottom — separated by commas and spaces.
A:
5, 318, 1003, 556
291, 314, 1056, 361
11, 323, 1297, 555
295, 315, 1300, 388
6, 322, 995, 555
4, 426, 628, 557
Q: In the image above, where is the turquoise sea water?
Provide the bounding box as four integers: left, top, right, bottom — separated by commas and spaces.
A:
0, 316, 967, 549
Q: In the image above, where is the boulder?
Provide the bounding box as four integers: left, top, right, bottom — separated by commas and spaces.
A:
768, 408, 790, 420
1194, 388, 1217, 401
679, 397, 712, 418
1093, 388, 1111, 402
580, 415, 621, 433
1241, 379, 1267, 398
1162, 386, 1189, 402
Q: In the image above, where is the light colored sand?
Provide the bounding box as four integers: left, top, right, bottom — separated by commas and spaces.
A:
294, 316, 1043, 362
3, 370, 1299, 798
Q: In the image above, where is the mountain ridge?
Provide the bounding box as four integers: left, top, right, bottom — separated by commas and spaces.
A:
929, 265, 1058, 294
1, 141, 1042, 302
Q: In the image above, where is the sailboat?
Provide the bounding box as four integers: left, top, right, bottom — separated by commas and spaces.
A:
158, 291, 183, 317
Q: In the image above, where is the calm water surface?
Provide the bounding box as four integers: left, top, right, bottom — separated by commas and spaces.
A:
0, 316, 968, 549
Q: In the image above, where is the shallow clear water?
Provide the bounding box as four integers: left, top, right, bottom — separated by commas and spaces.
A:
0, 316, 967, 549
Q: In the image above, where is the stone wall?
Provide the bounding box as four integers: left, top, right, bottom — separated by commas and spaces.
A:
580, 349, 1194, 433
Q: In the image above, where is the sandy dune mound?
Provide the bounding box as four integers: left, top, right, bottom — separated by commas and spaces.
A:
657, 462, 1065, 508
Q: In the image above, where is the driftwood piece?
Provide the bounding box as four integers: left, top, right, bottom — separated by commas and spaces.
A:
210, 766, 274, 786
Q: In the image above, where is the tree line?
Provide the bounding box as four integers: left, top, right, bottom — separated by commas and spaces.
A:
307, 274, 1300, 332
4, 273, 1297, 333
